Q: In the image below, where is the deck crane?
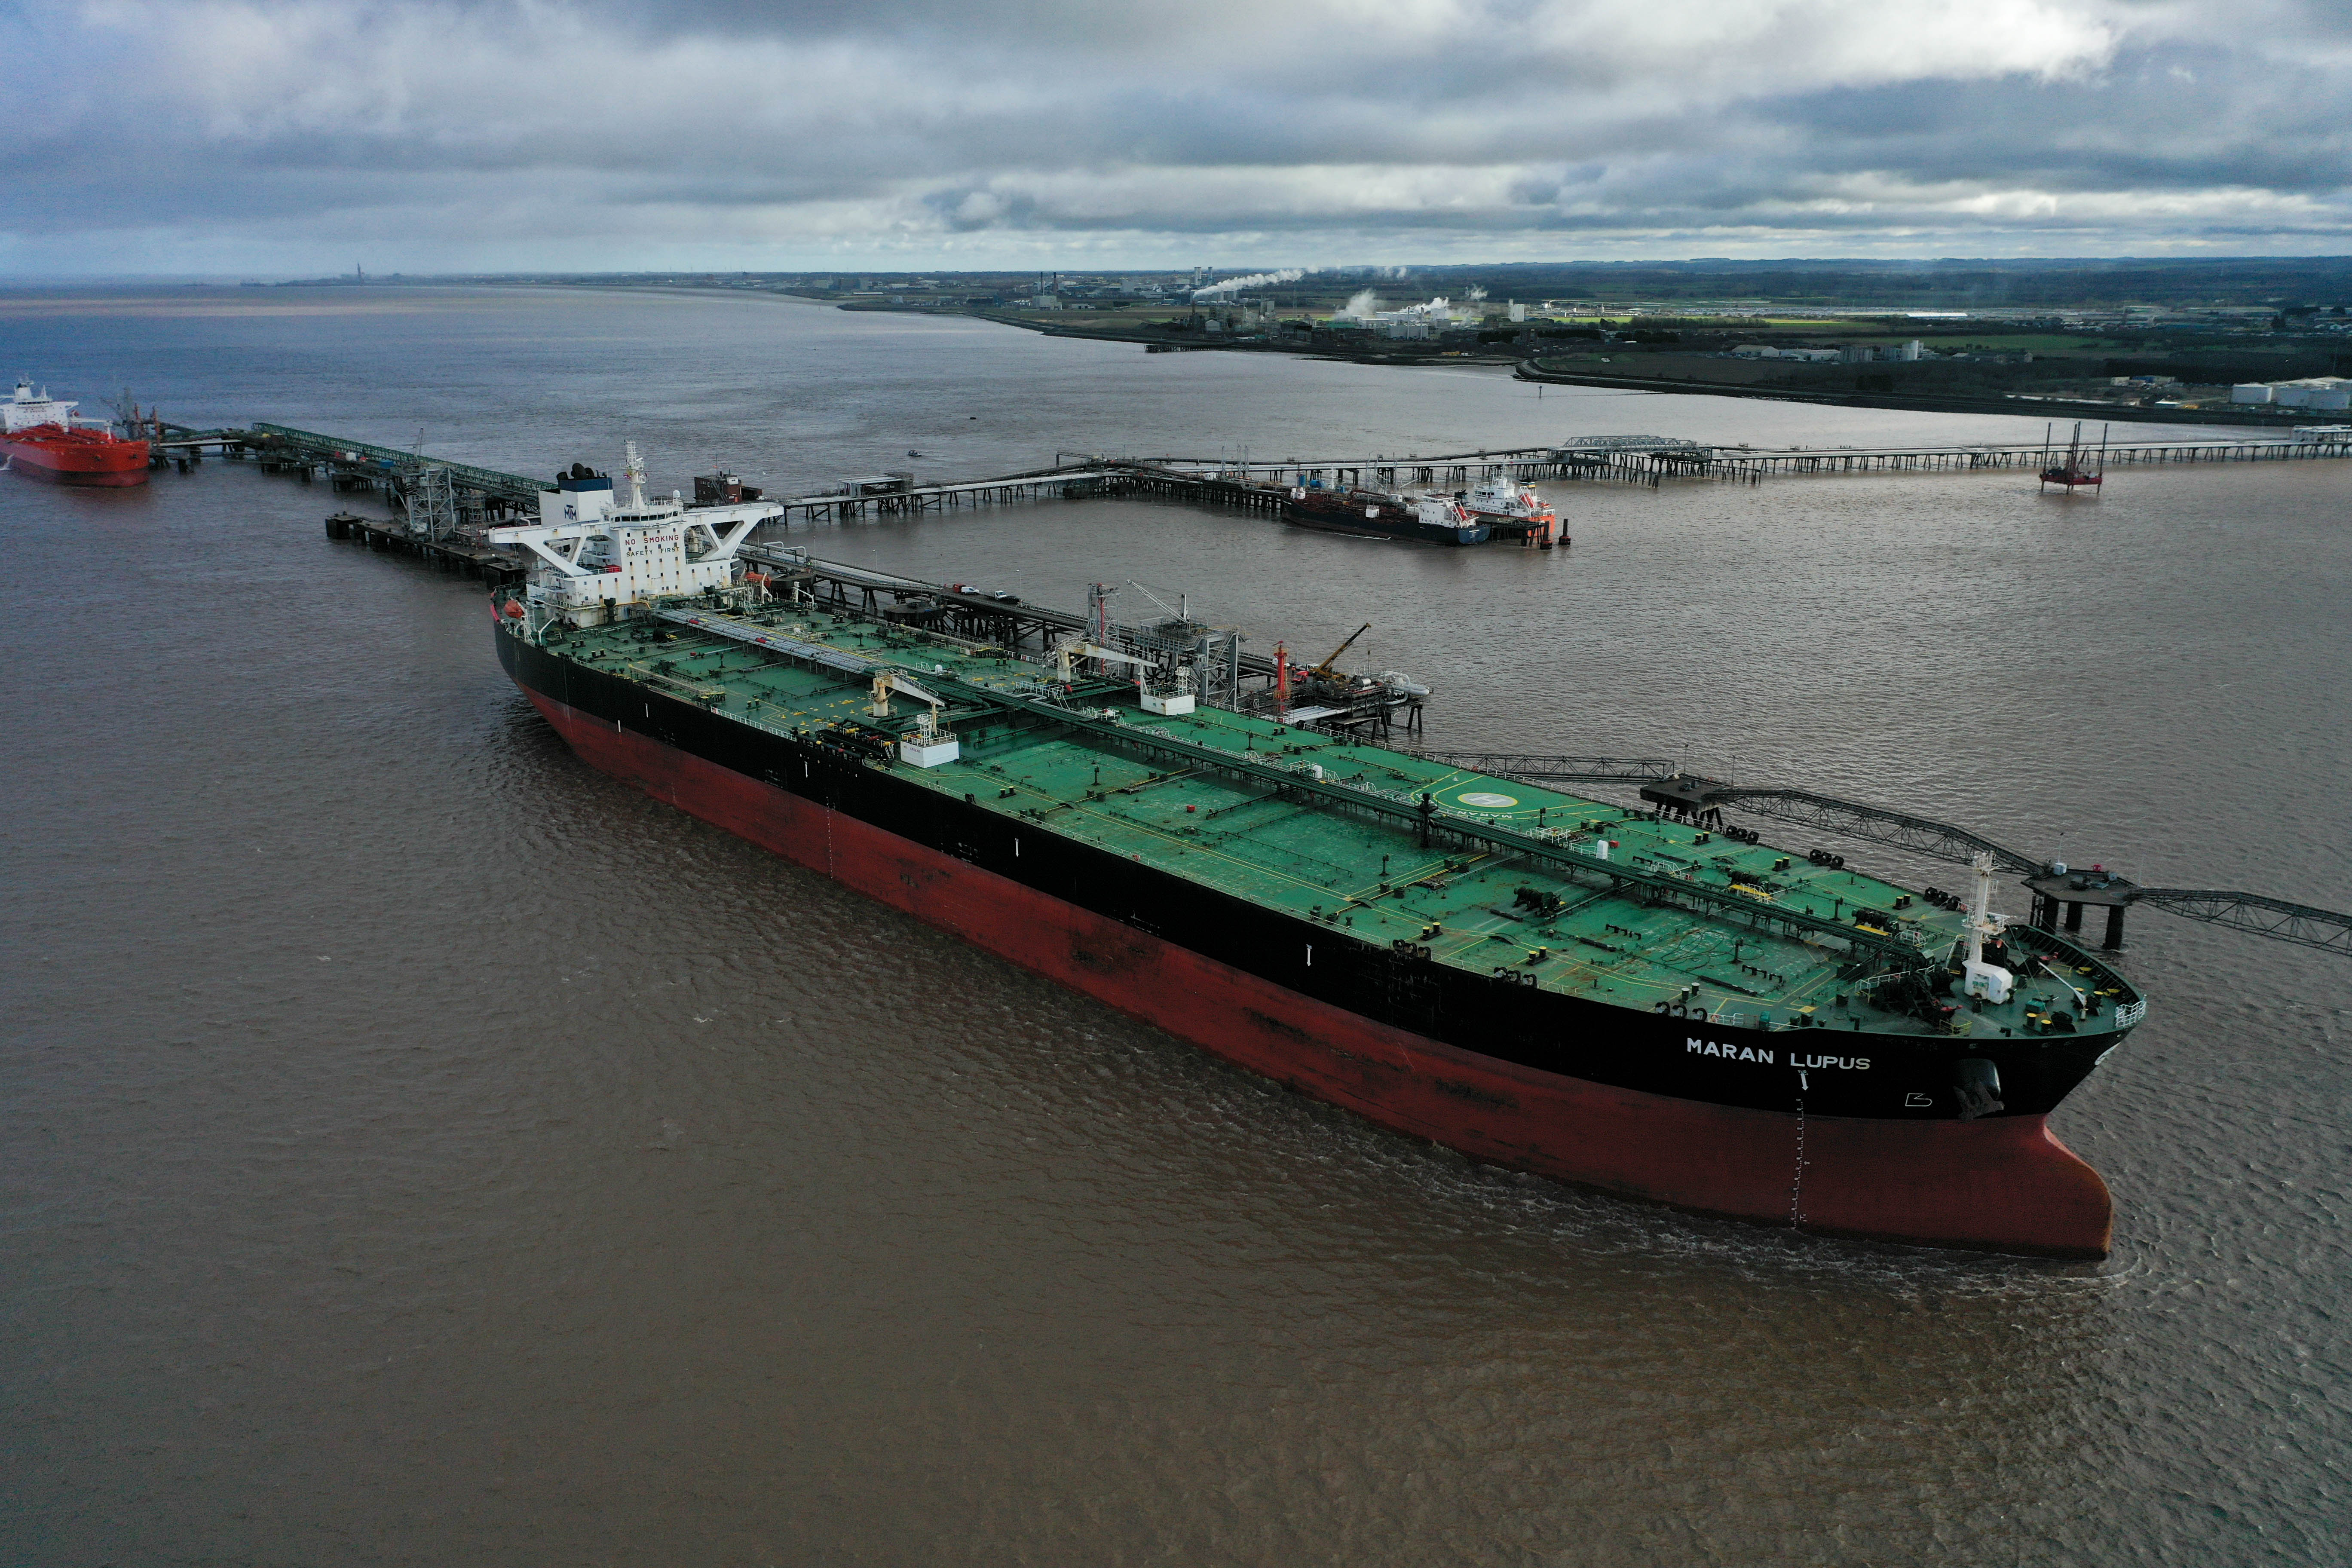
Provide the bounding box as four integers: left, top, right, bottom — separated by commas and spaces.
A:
867, 670, 961, 766
866, 668, 949, 720
1050, 637, 1196, 714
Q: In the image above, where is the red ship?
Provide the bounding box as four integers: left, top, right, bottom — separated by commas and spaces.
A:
3, 379, 149, 487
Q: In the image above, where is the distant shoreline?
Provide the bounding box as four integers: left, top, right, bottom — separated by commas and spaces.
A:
848, 303, 2316, 429
458, 285, 2333, 430
1505, 363, 2302, 428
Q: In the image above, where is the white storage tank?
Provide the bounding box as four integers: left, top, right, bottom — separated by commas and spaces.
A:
2272, 377, 2352, 409
2231, 383, 2274, 403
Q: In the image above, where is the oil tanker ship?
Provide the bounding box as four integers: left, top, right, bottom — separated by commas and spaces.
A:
489, 453, 2141, 1257
2, 379, 148, 486
1284, 484, 1488, 544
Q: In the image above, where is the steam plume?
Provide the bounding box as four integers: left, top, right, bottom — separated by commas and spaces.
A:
1193, 267, 1308, 298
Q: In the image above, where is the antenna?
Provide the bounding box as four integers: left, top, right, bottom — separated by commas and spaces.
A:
1959, 851, 2016, 1004
623, 441, 647, 509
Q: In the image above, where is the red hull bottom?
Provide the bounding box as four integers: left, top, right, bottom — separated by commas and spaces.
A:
4, 457, 148, 487
527, 689, 2114, 1258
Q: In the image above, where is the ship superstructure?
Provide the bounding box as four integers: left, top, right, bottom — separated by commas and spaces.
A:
2, 380, 98, 435
491, 444, 781, 624
1455, 473, 1560, 545
486, 451, 2142, 1258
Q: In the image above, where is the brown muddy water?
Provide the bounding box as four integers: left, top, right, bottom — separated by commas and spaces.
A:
2, 286, 2345, 1565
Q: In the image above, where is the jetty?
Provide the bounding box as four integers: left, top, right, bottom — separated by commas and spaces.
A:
1122, 430, 2352, 490
159, 419, 2352, 519
143, 417, 2352, 576
321, 510, 523, 584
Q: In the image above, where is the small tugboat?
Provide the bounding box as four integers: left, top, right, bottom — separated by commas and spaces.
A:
1285, 484, 1488, 545
1457, 473, 1561, 546
1, 379, 149, 487
2039, 421, 2105, 494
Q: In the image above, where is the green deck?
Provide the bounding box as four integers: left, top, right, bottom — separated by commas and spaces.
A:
530, 595, 2136, 1042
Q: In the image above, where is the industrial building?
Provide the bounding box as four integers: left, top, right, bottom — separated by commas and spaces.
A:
2230, 376, 2352, 409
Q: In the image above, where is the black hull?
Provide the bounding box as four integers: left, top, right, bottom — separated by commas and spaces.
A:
1283, 496, 1488, 545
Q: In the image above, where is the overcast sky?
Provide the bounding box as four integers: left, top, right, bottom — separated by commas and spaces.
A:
5, 0, 2348, 276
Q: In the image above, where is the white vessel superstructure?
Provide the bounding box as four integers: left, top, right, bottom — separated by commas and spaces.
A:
1456, 473, 1559, 544
488, 443, 782, 626
6, 378, 108, 434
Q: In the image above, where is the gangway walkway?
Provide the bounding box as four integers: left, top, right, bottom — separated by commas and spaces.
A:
1418, 749, 2352, 957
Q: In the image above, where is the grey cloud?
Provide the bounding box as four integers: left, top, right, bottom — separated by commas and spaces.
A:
1, 0, 2348, 273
